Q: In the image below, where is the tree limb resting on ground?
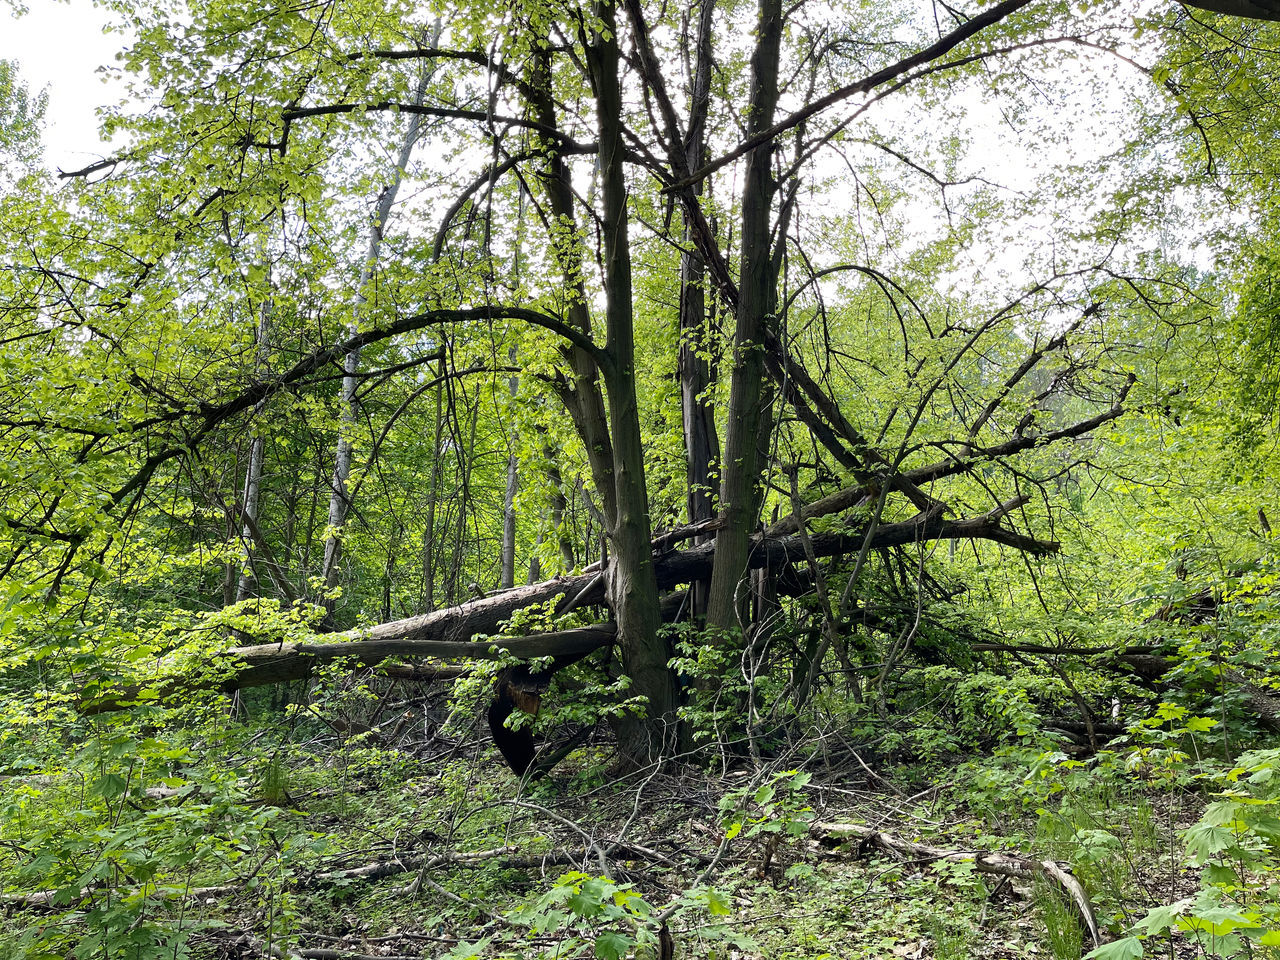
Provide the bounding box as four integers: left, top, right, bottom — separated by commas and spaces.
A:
811, 821, 1101, 948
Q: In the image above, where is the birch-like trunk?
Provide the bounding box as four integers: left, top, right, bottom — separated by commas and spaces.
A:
236, 293, 273, 602
321, 73, 431, 602
500, 353, 519, 590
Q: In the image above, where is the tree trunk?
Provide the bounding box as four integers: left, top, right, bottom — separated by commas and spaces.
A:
589, 0, 677, 759
235, 294, 273, 602
706, 0, 784, 632
523, 37, 673, 761
321, 73, 430, 604
525, 48, 619, 527
501, 355, 519, 590
421, 384, 444, 613
678, 0, 720, 621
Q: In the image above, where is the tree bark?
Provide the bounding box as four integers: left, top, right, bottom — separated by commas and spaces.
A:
321, 72, 431, 604
678, 0, 720, 620
1181, 0, 1280, 18
706, 0, 784, 632
235, 294, 274, 602
501, 353, 519, 591
589, 0, 678, 759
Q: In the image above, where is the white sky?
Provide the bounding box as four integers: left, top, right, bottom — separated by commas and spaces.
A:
0, 0, 127, 171
0, 0, 1212, 285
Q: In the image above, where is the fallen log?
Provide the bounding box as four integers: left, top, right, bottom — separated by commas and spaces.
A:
362, 505, 1053, 649
811, 821, 1101, 948
230, 624, 616, 686
349, 509, 1053, 651
2, 845, 599, 911
973, 642, 1170, 679
972, 643, 1280, 731
80, 625, 617, 714
81, 507, 1050, 713
2, 839, 685, 910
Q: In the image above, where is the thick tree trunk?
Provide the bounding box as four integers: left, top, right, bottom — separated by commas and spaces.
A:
522, 34, 675, 761
590, 0, 677, 759
678, 0, 720, 621
706, 0, 784, 632
80, 625, 618, 714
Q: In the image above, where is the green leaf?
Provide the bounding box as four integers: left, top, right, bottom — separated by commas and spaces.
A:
1179, 905, 1254, 933
1184, 823, 1238, 861
567, 877, 611, 917
593, 931, 634, 960
1136, 898, 1197, 934
1083, 936, 1143, 960
91, 773, 128, 799
703, 888, 733, 917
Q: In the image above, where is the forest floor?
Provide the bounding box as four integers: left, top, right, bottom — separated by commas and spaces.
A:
159, 733, 1223, 960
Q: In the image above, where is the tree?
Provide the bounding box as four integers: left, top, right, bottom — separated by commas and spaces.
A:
0, 58, 44, 181
2, 0, 1276, 765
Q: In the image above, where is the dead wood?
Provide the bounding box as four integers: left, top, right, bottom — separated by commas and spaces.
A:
812, 821, 1101, 948
79, 625, 617, 713
0, 842, 679, 911
83, 500, 1048, 714
310, 506, 1056, 652
973, 643, 1280, 732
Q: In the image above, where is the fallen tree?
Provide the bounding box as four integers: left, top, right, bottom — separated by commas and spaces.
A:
81, 497, 1052, 713
79, 625, 618, 714
973, 642, 1280, 732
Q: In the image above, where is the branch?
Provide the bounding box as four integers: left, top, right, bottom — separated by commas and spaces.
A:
280, 102, 583, 147
812, 821, 1101, 948
669, 0, 1034, 189
768, 375, 1135, 537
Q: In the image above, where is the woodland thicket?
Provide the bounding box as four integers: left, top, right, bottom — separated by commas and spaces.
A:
4, 0, 1280, 957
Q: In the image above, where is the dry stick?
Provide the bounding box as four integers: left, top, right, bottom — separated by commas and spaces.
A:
602, 752, 669, 865
0, 846, 588, 910
234, 935, 425, 960
874, 540, 929, 711
847, 749, 905, 799
506, 800, 611, 880
812, 821, 1101, 948
790, 470, 892, 710
654, 765, 781, 926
